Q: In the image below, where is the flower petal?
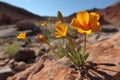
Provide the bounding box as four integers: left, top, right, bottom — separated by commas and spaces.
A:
89, 12, 100, 24
55, 21, 68, 38
63, 24, 68, 35
77, 11, 89, 28
77, 28, 91, 35
55, 21, 64, 33
71, 18, 82, 29
54, 32, 63, 38
91, 22, 100, 32
16, 32, 26, 40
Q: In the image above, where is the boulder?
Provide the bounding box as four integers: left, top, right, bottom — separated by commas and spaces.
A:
15, 21, 37, 31
15, 49, 36, 62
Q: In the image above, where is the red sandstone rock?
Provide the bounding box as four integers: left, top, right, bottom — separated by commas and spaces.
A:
8, 32, 120, 80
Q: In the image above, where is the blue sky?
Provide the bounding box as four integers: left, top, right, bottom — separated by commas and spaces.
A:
0, 0, 119, 16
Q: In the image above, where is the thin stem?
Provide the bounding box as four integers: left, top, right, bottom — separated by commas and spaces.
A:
67, 35, 76, 54
79, 35, 87, 67
47, 42, 56, 55
48, 17, 54, 34
82, 34, 87, 55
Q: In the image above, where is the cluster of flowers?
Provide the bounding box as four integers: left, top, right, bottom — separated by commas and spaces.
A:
16, 11, 100, 68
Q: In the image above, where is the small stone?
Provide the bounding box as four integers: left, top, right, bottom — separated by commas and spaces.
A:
0, 62, 6, 66
4, 59, 10, 64
16, 62, 26, 71
0, 55, 6, 60
0, 66, 13, 80
8, 59, 16, 69
16, 75, 27, 80
8, 59, 15, 64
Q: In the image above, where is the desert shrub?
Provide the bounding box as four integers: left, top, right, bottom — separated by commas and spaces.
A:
5, 41, 20, 58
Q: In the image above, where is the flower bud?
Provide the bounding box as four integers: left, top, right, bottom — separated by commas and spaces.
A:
40, 21, 47, 27
57, 11, 64, 23
37, 34, 47, 43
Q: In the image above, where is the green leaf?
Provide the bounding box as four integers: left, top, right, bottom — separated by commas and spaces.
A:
56, 44, 66, 58
57, 51, 65, 58
66, 44, 77, 58
66, 52, 79, 66
84, 53, 89, 61
77, 45, 82, 54
76, 45, 82, 61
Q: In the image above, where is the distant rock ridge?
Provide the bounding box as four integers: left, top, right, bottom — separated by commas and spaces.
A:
98, 1, 120, 23
0, 1, 45, 25
0, 1, 119, 25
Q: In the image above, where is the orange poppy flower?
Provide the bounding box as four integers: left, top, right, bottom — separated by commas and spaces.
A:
71, 11, 100, 35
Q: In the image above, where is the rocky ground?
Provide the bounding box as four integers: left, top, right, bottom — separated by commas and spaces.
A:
0, 1, 119, 80
0, 23, 120, 80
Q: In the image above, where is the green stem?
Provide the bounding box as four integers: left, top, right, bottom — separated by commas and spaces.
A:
48, 17, 54, 34
47, 42, 56, 55
67, 35, 76, 54
82, 35, 87, 55
79, 35, 87, 67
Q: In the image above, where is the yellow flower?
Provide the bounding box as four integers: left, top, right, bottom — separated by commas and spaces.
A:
55, 21, 68, 38
71, 11, 100, 35
40, 21, 47, 27
16, 32, 26, 40
37, 34, 47, 43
